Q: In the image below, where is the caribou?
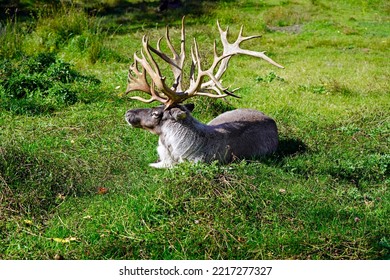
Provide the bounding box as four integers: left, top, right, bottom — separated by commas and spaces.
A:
124, 17, 283, 168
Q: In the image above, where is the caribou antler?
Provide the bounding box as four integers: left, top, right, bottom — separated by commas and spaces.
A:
125, 16, 283, 109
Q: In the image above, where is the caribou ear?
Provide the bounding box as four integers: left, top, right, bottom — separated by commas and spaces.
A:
184, 103, 195, 112
170, 107, 187, 121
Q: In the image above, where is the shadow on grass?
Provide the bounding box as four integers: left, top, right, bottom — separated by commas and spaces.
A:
0, 145, 91, 219
276, 137, 307, 158
0, 0, 237, 28
87, 0, 240, 33
254, 137, 308, 167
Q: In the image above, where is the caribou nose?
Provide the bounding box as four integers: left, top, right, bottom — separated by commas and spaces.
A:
125, 110, 132, 119
125, 110, 143, 127
125, 110, 136, 125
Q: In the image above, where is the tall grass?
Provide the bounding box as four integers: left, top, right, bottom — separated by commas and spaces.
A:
0, 13, 28, 58
0, 3, 119, 64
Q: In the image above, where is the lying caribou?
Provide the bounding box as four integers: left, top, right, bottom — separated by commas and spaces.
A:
124, 17, 283, 168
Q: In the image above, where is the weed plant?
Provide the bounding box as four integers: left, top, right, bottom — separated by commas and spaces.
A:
0, 53, 101, 115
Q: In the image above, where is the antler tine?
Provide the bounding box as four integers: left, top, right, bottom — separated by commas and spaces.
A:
234, 24, 284, 69
233, 25, 285, 69
126, 54, 168, 104
141, 36, 163, 81
186, 37, 237, 99
140, 36, 181, 101
189, 44, 197, 87
130, 80, 168, 103
125, 36, 178, 107
201, 21, 284, 91
125, 54, 151, 95
148, 16, 186, 92
166, 16, 186, 65
237, 24, 263, 43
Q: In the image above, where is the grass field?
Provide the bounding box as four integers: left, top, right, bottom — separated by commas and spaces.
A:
0, 0, 389, 259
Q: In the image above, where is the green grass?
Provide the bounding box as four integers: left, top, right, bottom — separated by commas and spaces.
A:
0, 0, 389, 259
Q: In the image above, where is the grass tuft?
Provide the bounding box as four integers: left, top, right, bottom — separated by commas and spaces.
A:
0, 52, 102, 115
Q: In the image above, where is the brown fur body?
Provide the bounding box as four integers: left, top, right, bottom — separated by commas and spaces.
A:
125, 104, 278, 168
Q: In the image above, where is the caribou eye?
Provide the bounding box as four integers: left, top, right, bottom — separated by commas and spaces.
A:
151, 111, 162, 119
